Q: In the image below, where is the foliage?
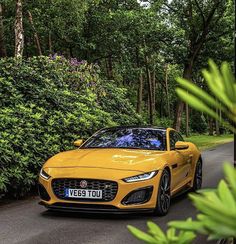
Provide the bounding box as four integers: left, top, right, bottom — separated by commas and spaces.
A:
184, 134, 233, 151
25, 0, 89, 56
128, 61, 236, 243
169, 164, 236, 240
128, 221, 196, 244
190, 112, 208, 134
154, 118, 173, 128
1, 0, 233, 128
96, 81, 143, 125
176, 60, 236, 133
0, 56, 140, 198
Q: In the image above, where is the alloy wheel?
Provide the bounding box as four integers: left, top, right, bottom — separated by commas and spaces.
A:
196, 161, 202, 190
160, 172, 170, 213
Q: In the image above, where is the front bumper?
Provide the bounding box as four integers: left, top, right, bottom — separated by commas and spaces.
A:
38, 167, 162, 212
39, 201, 154, 214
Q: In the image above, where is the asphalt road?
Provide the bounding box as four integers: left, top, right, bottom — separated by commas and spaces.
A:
0, 142, 233, 244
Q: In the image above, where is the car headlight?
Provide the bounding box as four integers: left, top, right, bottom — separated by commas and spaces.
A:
123, 171, 158, 183
40, 168, 51, 180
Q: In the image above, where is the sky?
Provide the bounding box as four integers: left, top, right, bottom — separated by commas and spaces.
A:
137, 0, 151, 8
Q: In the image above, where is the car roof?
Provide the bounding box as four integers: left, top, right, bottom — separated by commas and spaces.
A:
103, 125, 169, 131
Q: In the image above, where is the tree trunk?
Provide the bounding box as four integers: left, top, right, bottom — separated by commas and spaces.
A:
215, 108, 220, 135
0, 4, 7, 57
183, 47, 194, 139
174, 61, 193, 131
14, 0, 24, 58
164, 64, 171, 119
173, 0, 221, 132
208, 118, 214, 135
145, 55, 154, 125
186, 103, 190, 137
136, 47, 143, 114
152, 69, 156, 118
159, 84, 163, 118
136, 71, 143, 114
147, 92, 150, 115
27, 10, 42, 56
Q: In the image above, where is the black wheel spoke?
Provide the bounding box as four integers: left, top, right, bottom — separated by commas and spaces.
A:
165, 186, 170, 191
194, 161, 202, 190
155, 170, 171, 215
159, 172, 170, 213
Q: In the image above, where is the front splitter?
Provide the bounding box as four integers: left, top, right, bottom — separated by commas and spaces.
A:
39, 201, 154, 214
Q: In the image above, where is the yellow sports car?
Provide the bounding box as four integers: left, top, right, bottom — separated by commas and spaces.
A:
38, 126, 202, 215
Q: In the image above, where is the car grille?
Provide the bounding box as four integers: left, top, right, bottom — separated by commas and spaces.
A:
52, 178, 118, 202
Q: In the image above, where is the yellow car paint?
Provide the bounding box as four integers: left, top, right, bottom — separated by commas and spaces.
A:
39, 127, 201, 214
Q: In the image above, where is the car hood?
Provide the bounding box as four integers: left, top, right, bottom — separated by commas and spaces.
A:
44, 148, 167, 173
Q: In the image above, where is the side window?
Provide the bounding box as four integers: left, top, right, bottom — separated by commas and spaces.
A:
177, 132, 184, 142
169, 131, 177, 150
169, 131, 183, 150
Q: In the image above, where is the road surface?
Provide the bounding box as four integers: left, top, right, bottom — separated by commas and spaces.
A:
0, 142, 233, 244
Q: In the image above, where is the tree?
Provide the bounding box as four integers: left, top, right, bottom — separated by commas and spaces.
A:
164, 0, 232, 133
1, 0, 234, 133
27, 10, 42, 55
14, 0, 24, 57
0, 3, 7, 57
128, 60, 236, 243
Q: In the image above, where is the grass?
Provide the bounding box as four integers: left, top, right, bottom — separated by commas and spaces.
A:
184, 134, 234, 151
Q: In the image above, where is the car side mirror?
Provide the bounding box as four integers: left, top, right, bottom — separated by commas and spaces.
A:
74, 139, 83, 147
175, 141, 189, 150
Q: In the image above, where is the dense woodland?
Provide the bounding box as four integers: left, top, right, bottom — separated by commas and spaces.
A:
0, 0, 234, 197
0, 0, 234, 134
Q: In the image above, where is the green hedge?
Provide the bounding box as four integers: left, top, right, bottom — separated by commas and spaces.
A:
0, 56, 141, 198
190, 112, 208, 134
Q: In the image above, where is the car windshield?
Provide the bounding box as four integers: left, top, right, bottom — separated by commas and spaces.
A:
81, 128, 166, 150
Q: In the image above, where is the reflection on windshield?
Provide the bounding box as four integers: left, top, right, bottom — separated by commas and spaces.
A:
82, 128, 165, 150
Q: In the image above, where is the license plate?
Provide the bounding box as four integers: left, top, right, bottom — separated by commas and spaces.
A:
65, 188, 102, 199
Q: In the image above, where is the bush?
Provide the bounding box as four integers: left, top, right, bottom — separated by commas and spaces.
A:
154, 117, 173, 128
0, 56, 141, 198
97, 81, 143, 125
190, 112, 208, 134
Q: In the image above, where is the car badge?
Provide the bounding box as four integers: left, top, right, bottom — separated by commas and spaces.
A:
80, 180, 88, 188
105, 184, 111, 189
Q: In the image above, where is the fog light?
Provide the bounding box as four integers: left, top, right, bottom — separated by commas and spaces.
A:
122, 186, 153, 205
38, 184, 51, 201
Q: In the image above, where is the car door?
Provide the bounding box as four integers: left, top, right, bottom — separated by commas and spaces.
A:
168, 130, 191, 191
175, 132, 193, 176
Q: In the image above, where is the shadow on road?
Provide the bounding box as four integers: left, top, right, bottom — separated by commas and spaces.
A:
40, 209, 152, 220
40, 190, 191, 221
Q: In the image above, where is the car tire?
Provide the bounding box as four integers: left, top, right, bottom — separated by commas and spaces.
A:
192, 159, 202, 192
153, 169, 171, 216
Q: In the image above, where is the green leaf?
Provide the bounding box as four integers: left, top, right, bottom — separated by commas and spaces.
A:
176, 77, 225, 113
169, 219, 205, 234
221, 62, 236, 104
176, 88, 236, 132
224, 163, 236, 199
202, 60, 233, 110
176, 88, 220, 119
127, 225, 157, 243
178, 231, 196, 244
218, 180, 236, 211
147, 221, 167, 241
190, 194, 236, 228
